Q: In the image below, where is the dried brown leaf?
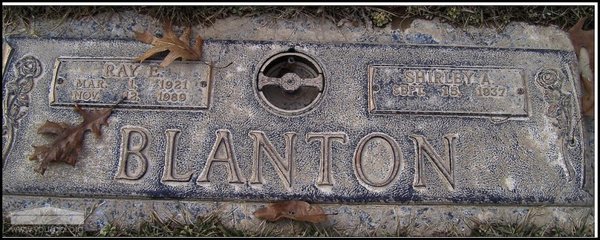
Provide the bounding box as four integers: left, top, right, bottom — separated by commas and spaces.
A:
568, 17, 595, 116
253, 200, 331, 223
29, 105, 113, 175
37, 121, 70, 135
569, 17, 594, 77
581, 76, 594, 116
134, 21, 203, 67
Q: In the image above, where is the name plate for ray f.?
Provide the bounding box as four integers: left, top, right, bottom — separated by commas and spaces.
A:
50, 58, 212, 110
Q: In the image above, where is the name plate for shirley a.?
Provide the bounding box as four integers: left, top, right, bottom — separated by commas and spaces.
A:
2, 37, 590, 205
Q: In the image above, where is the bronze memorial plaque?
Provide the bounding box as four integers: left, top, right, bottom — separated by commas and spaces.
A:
2, 37, 591, 207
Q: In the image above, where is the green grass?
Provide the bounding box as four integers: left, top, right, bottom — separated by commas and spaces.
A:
3, 210, 594, 237
2, 6, 595, 34
1, 214, 335, 237
386, 6, 594, 30
464, 209, 595, 237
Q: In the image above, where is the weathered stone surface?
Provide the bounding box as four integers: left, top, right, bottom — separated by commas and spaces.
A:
2, 36, 590, 206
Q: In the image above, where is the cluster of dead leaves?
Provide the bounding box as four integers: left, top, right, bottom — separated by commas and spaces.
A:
568, 17, 594, 117
253, 200, 335, 223
134, 22, 203, 67
29, 105, 113, 175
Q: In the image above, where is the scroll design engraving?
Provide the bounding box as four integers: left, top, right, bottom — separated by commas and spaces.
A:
2, 56, 42, 163
535, 68, 577, 181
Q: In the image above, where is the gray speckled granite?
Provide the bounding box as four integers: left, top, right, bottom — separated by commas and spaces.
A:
2, 195, 594, 236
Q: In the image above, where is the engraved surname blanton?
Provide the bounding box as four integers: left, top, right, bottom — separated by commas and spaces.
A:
117, 128, 458, 192
50, 58, 211, 110
369, 65, 529, 118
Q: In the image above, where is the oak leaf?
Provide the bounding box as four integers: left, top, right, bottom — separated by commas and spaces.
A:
253, 200, 333, 223
134, 21, 203, 67
568, 17, 594, 116
581, 75, 594, 116
29, 105, 113, 175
